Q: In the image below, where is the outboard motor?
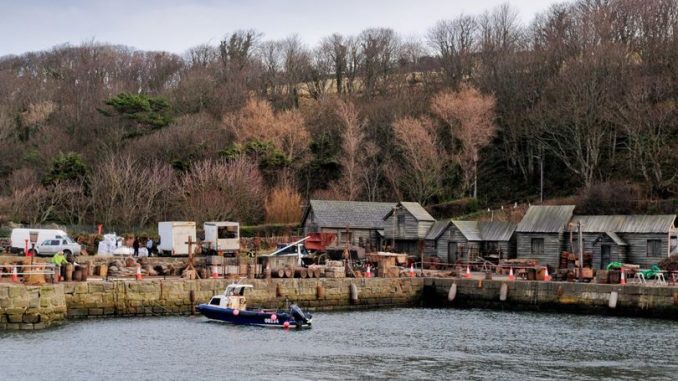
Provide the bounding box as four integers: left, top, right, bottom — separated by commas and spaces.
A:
289, 304, 311, 327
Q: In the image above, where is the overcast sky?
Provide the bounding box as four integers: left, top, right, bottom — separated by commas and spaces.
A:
0, 0, 566, 57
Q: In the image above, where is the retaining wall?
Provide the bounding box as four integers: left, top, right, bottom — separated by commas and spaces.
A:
62, 278, 423, 318
423, 278, 678, 318
0, 284, 67, 330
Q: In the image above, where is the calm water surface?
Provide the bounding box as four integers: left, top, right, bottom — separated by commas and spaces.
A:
0, 309, 675, 381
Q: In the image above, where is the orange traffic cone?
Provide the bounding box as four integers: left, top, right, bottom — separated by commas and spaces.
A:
11, 266, 18, 283
135, 265, 143, 281
366, 264, 372, 278
211, 266, 219, 279
508, 267, 515, 281
409, 264, 415, 278
620, 269, 626, 285
464, 266, 472, 279
544, 267, 551, 282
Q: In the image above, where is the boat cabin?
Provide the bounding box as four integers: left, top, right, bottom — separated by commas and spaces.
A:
207, 284, 252, 310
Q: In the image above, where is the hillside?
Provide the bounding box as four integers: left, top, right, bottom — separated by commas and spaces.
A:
0, 0, 677, 229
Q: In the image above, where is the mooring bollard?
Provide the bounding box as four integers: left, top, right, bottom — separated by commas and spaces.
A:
189, 290, 196, 316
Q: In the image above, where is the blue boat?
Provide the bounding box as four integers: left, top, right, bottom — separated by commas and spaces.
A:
197, 284, 312, 329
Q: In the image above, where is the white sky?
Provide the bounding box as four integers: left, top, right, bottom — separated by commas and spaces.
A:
0, 0, 567, 56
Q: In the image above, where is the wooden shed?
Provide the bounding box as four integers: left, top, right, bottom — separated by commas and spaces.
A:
424, 220, 516, 263
383, 202, 435, 255
515, 205, 575, 269
569, 215, 676, 269
301, 200, 395, 250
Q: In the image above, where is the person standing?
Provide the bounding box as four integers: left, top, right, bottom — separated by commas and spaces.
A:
146, 237, 154, 257
133, 237, 140, 257
52, 251, 68, 281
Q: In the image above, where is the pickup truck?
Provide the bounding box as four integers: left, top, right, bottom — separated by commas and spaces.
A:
32, 237, 82, 257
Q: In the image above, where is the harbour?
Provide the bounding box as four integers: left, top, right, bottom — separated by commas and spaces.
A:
0, 308, 675, 381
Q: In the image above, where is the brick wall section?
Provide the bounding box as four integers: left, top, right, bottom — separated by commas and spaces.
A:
0, 284, 67, 330
424, 278, 678, 318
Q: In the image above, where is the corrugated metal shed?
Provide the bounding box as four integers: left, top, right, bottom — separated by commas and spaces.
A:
478, 221, 517, 241
516, 205, 575, 233
302, 200, 395, 229
570, 215, 676, 233
425, 220, 451, 240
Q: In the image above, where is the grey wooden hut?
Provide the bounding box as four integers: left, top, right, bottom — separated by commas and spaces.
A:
301, 200, 395, 250
515, 205, 575, 269
569, 215, 676, 269
478, 221, 517, 260
383, 202, 435, 254
424, 220, 516, 263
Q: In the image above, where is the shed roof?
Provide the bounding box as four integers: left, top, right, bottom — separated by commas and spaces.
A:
383, 202, 435, 222
516, 205, 575, 233
449, 220, 516, 242
478, 221, 517, 241
452, 220, 482, 241
302, 200, 395, 230
570, 215, 676, 234
425, 220, 452, 240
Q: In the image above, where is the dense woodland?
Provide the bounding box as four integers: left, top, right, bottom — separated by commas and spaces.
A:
0, 0, 677, 229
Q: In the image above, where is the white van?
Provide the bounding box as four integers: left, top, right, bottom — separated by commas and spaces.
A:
10, 228, 80, 256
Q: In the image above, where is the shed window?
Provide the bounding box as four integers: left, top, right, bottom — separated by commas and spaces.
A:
647, 240, 662, 257
531, 238, 544, 257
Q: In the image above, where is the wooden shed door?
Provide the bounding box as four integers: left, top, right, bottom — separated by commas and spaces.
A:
448, 243, 457, 264
600, 245, 611, 270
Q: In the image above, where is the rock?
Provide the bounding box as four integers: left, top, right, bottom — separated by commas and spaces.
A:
125, 257, 137, 268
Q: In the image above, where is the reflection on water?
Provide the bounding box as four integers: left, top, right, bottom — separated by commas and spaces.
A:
0, 309, 676, 381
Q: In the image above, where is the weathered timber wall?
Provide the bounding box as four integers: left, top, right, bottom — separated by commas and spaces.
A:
423, 278, 678, 319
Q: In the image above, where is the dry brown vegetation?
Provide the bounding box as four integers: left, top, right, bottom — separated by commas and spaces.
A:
1, 0, 677, 228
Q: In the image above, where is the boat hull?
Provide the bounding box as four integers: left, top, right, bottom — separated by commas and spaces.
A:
197, 304, 312, 329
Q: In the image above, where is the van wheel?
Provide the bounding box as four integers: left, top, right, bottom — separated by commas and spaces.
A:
63, 250, 72, 256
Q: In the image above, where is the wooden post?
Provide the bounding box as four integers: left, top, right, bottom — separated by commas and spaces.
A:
189, 290, 195, 316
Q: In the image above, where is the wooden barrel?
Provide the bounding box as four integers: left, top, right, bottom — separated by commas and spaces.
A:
306, 268, 314, 278
80, 266, 88, 282
314, 268, 321, 278
284, 267, 293, 278
73, 268, 82, 282
65, 264, 74, 281
273, 268, 285, 278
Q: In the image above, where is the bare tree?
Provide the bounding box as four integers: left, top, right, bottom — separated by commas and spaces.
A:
431, 84, 497, 198
391, 116, 445, 204
427, 15, 477, 85
328, 100, 367, 200
177, 158, 265, 224
90, 155, 175, 228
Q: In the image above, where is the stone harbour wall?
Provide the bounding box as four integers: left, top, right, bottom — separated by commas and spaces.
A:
3, 277, 677, 330
63, 277, 424, 319
423, 278, 678, 319
0, 284, 67, 330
